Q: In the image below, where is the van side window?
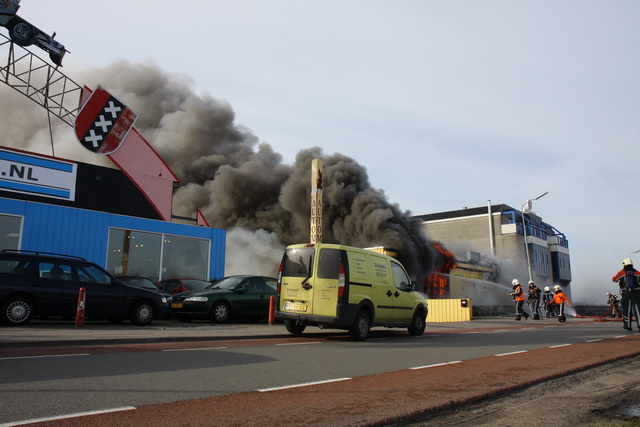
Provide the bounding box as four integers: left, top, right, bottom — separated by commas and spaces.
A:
317, 249, 340, 279
391, 262, 410, 291
282, 248, 314, 278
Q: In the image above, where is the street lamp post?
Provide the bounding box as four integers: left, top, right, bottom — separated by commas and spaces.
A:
522, 191, 548, 283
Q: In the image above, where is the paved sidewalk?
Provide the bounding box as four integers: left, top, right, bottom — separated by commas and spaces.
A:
0, 315, 610, 348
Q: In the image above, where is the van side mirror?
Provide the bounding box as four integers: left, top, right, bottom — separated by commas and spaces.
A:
409, 281, 417, 292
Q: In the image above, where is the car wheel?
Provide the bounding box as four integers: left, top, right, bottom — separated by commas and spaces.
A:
285, 320, 306, 335
210, 301, 230, 323
408, 309, 426, 336
130, 301, 154, 326
8, 18, 36, 46
349, 309, 370, 341
1, 296, 34, 326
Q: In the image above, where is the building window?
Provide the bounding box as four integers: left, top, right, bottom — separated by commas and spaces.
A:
161, 235, 210, 280
107, 229, 162, 281
106, 229, 210, 282
530, 244, 551, 279
0, 214, 22, 250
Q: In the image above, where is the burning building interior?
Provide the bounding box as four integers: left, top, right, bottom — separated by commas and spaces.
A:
417, 204, 572, 313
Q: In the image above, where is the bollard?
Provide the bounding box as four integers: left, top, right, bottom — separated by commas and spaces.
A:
268, 295, 275, 325
75, 287, 86, 327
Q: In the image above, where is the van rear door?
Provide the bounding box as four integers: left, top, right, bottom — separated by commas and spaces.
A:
311, 247, 341, 317
279, 246, 317, 316
279, 245, 342, 318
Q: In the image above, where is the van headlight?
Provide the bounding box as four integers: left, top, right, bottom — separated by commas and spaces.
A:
185, 296, 208, 302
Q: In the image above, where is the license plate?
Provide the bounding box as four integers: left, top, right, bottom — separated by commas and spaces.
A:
284, 302, 308, 312
171, 303, 183, 308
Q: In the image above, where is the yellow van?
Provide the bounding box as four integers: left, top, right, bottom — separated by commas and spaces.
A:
275, 243, 428, 340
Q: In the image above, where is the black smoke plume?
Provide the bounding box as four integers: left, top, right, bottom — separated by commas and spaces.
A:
0, 60, 439, 281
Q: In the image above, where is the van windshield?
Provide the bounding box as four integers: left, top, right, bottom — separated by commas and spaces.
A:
282, 248, 314, 278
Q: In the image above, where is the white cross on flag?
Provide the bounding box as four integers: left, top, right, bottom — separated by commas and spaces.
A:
74, 86, 138, 155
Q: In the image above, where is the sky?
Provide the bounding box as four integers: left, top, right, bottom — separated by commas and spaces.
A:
4, 0, 640, 303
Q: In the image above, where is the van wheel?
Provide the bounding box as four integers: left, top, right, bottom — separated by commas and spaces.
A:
285, 320, 306, 335
349, 309, 370, 341
408, 310, 426, 336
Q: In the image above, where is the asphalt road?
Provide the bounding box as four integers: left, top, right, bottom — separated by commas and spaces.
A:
0, 319, 638, 426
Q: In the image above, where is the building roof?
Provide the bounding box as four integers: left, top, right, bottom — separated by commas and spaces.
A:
415, 204, 515, 222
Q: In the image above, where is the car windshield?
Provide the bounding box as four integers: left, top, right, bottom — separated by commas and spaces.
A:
208, 276, 247, 290
182, 279, 211, 290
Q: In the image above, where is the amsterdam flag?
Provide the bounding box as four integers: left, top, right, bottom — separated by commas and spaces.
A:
74, 86, 138, 155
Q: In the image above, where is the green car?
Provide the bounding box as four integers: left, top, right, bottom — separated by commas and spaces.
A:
170, 275, 277, 323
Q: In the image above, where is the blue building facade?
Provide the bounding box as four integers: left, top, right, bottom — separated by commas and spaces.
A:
0, 147, 226, 282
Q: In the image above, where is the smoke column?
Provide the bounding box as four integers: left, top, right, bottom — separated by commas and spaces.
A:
0, 60, 438, 280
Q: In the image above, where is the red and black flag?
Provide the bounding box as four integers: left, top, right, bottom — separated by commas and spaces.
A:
74, 86, 138, 155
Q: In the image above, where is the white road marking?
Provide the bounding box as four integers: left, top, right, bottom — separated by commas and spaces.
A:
0, 353, 90, 361
275, 341, 321, 346
1, 407, 136, 427
586, 339, 602, 343
495, 350, 528, 357
548, 344, 571, 348
257, 377, 351, 392
410, 361, 462, 370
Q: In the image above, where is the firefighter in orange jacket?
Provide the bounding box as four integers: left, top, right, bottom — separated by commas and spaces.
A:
612, 258, 640, 331
509, 279, 529, 320
552, 285, 570, 323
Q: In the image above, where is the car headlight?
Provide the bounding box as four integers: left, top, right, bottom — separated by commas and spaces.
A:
184, 296, 208, 302
161, 297, 168, 304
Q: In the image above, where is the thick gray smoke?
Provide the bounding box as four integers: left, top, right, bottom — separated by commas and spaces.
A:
0, 60, 438, 280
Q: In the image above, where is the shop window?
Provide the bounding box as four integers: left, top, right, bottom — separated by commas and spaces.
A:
107, 229, 210, 282
107, 229, 161, 281
0, 214, 22, 250
161, 235, 209, 280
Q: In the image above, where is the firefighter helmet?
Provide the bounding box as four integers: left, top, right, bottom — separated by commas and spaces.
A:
623, 258, 633, 267
544, 286, 550, 291
512, 279, 520, 288
554, 285, 561, 291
